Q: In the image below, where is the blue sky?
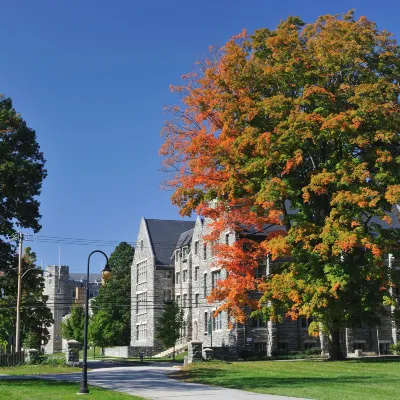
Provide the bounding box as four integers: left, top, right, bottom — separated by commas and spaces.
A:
2, 0, 398, 272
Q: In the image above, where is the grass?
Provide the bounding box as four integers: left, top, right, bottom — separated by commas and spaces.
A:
79, 347, 102, 359
0, 379, 145, 400
0, 364, 82, 376
174, 358, 400, 400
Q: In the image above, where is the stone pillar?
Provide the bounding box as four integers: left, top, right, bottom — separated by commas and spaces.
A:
319, 324, 329, 356
202, 348, 214, 360
25, 349, 39, 363
66, 340, 81, 366
267, 320, 277, 357
188, 341, 203, 363
345, 328, 354, 356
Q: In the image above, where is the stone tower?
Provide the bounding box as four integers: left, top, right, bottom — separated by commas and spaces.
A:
43, 265, 73, 354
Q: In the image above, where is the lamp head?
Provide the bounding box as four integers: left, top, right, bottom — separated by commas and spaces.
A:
101, 264, 112, 282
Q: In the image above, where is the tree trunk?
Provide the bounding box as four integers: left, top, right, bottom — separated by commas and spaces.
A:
173, 346, 176, 361
93, 346, 96, 359
329, 330, 346, 360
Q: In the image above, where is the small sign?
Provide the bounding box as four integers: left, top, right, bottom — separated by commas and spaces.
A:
247, 337, 253, 342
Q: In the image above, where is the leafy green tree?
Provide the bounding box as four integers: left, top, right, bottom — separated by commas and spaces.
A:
0, 247, 53, 350
89, 310, 124, 356
0, 95, 47, 272
91, 242, 134, 345
60, 305, 85, 345
156, 301, 184, 360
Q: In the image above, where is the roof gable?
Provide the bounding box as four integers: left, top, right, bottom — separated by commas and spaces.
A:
144, 219, 195, 266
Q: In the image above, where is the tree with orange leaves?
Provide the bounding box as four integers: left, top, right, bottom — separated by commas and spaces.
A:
160, 11, 400, 360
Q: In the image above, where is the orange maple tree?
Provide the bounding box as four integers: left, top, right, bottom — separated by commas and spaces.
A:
160, 11, 400, 360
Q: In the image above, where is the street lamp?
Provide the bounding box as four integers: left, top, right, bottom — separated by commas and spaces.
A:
78, 250, 112, 395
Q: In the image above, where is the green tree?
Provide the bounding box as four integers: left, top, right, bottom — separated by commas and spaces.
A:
91, 242, 134, 345
89, 310, 124, 357
0, 247, 53, 350
160, 11, 400, 360
0, 95, 46, 272
156, 301, 184, 360
61, 305, 85, 345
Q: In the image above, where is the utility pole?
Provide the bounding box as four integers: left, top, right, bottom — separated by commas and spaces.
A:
15, 232, 23, 353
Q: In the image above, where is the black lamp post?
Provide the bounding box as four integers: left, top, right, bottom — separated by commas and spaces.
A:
78, 250, 112, 395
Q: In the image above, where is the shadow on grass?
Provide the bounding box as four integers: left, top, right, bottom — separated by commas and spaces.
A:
0, 379, 78, 388
356, 357, 400, 364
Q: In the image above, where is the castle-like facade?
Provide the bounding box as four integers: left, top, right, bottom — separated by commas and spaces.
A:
43, 265, 102, 354
130, 216, 398, 358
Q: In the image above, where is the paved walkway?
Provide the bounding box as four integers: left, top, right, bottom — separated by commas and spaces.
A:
0, 362, 309, 400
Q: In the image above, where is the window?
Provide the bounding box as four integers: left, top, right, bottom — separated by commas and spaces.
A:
353, 343, 365, 351
175, 249, 180, 262
380, 343, 390, 355
89, 291, 93, 298
204, 273, 207, 297
176, 295, 180, 305
176, 272, 180, 284
57, 288, 61, 294
140, 240, 144, 251
204, 312, 208, 333
183, 269, 188, 283
255, 264, 267, 279
182, 247, 188, 261
194, 266, 199, 281
183, 294, 187, 308
136, 292, 147, 314
195, 293, 199, 308
164, 290, 172, 302
255, 342, 267, 352
136, 260, 147, 284
278, 342, 288, 353
136, 323, 147, 341
212, 270, 221, 289
252, 317, 267, 328
304, 342, 318, 350
301, 317, 313, 330
164, 271, 172, 279
194, 241, 199, 255
213, 312, 222, 330
203, 243, 207, 260
225, 233, 229, 245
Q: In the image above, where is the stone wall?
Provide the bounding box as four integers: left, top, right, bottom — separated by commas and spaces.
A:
104, 346, 155, 358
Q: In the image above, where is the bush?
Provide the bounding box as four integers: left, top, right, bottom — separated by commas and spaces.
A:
28, 355, 67, 366
390, 343, 400, 355
304, 347, 322, 357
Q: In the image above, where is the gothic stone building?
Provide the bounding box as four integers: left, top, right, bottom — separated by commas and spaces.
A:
43, 265, 102, 354
130, 215, 399, 357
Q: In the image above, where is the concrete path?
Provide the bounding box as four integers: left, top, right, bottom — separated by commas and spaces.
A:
0, 362, 310, 400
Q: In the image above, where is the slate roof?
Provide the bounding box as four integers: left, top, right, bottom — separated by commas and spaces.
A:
174, 228, 194, 250
145, 219, 195, 266
69, 273, 102, 283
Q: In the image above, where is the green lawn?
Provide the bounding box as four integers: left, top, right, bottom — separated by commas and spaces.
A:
177, 358, 400, 400
0, 364, 82, 376
0, 380, 145, 400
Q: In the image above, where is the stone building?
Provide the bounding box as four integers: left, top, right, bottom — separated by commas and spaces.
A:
130, 218, 195, 356
129, 213, 399, 358
43, 265, 102, 354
